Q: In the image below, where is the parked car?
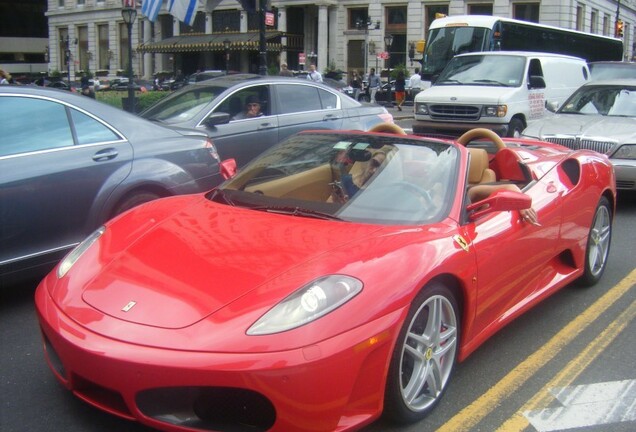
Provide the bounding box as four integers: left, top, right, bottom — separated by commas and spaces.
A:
187, 70, 226, 84
523, 79, 636, 191
106, 77, 147, 91
414, 51, 590, 138
140, 74, 393, 166
589, 61, 636, 80
0, 85, 226, 285
373, 78, 415, 106
35, 125, 615, 432
33, 78, 75, 91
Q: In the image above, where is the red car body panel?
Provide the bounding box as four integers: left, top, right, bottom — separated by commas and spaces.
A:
35, 131, 616, 432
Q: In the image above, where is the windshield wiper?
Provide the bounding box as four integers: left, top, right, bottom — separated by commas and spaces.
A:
209, 188, 237, 206
437, 79, 463, 85
471, 79, 507, 86
250, 205, 343, 221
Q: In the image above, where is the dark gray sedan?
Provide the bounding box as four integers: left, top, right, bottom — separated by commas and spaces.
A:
140, 74, 394, 166
0, 86, 224, 286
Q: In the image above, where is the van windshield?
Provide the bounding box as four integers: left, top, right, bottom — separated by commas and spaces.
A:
434, 55, 526, 87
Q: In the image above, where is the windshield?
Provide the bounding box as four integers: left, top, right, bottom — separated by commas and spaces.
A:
435, 55, 526, 87
141, 85, 227, 123
211, 133, 459, 225
559, 85, 636, 116
422, 26, 491, 79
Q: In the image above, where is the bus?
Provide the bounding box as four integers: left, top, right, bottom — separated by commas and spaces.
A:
421, 15, 623, 86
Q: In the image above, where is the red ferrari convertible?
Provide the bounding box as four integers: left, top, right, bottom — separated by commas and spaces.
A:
35, 125, 615, 432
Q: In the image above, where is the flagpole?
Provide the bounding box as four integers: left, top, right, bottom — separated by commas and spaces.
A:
258, 0, 267, 75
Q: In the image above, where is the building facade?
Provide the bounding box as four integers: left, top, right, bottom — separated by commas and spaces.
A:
39, 0, 636, 83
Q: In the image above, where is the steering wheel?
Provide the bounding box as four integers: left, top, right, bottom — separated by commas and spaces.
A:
457, 128, 506, 152
368, 122, 407, 135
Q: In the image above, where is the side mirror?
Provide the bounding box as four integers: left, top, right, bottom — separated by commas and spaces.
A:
545, 100, 559, 112
220, 158, 237, 180
528, 75, 546, 89
203, 112, 231, 127
467, 190, 531, 221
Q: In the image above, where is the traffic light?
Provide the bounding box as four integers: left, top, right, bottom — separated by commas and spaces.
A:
616, 19, 624, 37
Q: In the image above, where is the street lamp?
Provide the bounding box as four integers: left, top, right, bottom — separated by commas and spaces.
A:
121, 6, 137, 113
223, 38, 231, 75
384, 34, 394, 107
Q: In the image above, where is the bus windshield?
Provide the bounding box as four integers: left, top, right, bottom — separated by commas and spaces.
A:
421, 27, 491, 80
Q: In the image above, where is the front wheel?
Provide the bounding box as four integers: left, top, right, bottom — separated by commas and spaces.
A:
578, 196, 612, 286
507, 118, 525, 138
384, 283, 459, 424
113, 191, 162, 217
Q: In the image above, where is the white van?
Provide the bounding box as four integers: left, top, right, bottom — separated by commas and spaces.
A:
413, 52, 590, 137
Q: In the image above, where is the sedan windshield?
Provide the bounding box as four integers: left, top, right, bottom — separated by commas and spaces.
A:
435, 55, 525, 87
210, 132, 459, 225
141, 85, 227, 123
559, 85, 636, 116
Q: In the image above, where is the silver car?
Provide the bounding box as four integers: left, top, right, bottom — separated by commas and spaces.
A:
0, 86, 224, 285
140, 74, 393, 167
523, 80, 636, 190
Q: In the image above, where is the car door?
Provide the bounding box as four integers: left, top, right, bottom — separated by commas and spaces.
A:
0, 95, 133, 277
274, 82, 345, 140
205, 84, 278, 167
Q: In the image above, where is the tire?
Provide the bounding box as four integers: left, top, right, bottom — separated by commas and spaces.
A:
113, 191, 161, 217
384, 283, 459, 424
359, 94, 370, 103
507, 118, 525, 138
578, 196, 612, 287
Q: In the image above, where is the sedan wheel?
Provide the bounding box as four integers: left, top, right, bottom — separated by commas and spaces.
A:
384, 284, 459, 423
579, 196, 612, 286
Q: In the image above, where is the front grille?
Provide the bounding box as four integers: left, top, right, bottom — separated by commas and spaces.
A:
543, 137, 616, 154
429, 104, 481, 121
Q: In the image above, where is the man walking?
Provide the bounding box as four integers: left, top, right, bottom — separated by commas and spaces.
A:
306, 64, 323, 82
409, 67, 422, 99
368, 68, 381, 104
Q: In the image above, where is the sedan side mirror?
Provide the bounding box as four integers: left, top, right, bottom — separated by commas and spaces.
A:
220, 158, 237, 179
203, 112, 231, 127
467, 190, 531, 221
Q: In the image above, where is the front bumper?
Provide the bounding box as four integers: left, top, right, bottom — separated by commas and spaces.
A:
612, 160, 636, 190
35, 277, 404, 432
412, 119, 508, 138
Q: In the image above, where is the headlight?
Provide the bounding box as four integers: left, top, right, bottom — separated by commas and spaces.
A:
612, 144, 636, 160
57, 226, 105, 278
247, 275, 363, 335
415, 103, 429, 115
483, 105, 507, 117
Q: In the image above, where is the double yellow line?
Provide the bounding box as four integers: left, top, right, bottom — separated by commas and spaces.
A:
437, 269, 636, 432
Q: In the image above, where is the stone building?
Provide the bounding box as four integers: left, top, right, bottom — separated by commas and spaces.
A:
35, 0, 636, 82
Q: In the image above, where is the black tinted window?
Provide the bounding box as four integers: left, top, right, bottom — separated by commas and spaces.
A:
0, 96, 73, 156
277, 84, 323, 114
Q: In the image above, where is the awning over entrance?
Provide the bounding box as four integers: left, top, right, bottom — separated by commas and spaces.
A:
138, 31, 283, 53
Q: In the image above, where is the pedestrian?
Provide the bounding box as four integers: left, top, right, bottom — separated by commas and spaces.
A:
350, 70, 362, 100
409, 67, 422, 99
368, 68, 381, 104
395, 70, 406, 111
81, 84, 95, 99
306, 64, 323, 83
279, 63, 293, 77
0, 69, 11, 85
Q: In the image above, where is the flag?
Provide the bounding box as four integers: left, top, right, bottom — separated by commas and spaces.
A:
168, 0, 197, 26
142, 0, 163, 22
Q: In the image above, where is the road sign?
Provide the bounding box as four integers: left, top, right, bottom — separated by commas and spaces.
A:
377, 51, 389, 60
265, 12, 275, 26
299, 52, 306, 65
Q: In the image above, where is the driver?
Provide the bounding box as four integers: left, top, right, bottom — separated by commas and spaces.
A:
331, 151, 386, 202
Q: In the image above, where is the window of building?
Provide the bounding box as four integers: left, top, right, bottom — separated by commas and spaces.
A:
603, 14, 610, 36
214, 9, 240, 32
386, 6, 406, 31
58, 0, 64, 6
97, 24, 109, 70
468, 4, 493, 16
77, 0, 85, 5
349, 7, 369, 30
425, 5, 449, 33
591, 10, 598, 33
576, 4, 584, 31
78, 26, 89, 73
348, 40, 365, 71
513, 3, 540, 23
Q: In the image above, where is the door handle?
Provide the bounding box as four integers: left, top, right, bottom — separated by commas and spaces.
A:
323, 114, 341, 121
92, 148, 118, 161
257, 123, 275, 130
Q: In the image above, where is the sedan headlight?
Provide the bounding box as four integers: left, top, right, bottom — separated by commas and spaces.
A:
612, 144, 636, 160
415, 103, 429, 115
483, 105, 507, 117
57, 226, 105, 278
247, 275, 363, 335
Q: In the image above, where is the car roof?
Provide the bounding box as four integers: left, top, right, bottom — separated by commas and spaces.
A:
455, 51, 584, 61
582, 78, 636, 86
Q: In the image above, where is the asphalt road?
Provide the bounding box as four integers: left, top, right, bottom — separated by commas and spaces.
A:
1, 180, 634, 431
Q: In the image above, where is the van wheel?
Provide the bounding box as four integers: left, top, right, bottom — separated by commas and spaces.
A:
507, 118, 525, 138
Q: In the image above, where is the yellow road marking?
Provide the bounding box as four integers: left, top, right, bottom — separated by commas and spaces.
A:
496, 298, 636, 431
436, 269, 636, 432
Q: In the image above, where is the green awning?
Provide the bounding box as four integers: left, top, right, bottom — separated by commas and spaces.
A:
138, 31, 283, 53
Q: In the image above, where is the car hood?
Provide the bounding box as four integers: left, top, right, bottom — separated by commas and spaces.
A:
524, 115, 636, 144
417, 85, 518, 103
80, 199, 385, 329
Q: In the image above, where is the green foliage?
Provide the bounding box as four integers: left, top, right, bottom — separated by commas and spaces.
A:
50, 70, 61, 78
389, 63, 408, 80
96, 90, 169, 111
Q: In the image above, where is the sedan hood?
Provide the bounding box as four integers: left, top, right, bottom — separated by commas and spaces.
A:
524, 115, 636, 144
81, 199, 383, 329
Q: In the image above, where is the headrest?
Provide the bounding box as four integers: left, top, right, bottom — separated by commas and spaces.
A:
468, 148, 489, 184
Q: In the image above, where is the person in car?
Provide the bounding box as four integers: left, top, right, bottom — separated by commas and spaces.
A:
233, 95, 263, 120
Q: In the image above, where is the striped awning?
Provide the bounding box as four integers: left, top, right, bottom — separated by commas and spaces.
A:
137, 31, 283, 53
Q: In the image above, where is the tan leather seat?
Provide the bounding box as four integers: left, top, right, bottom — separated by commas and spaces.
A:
467, 148, 496, 185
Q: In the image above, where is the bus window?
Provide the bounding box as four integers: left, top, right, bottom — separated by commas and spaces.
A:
422, 27, 490, 80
